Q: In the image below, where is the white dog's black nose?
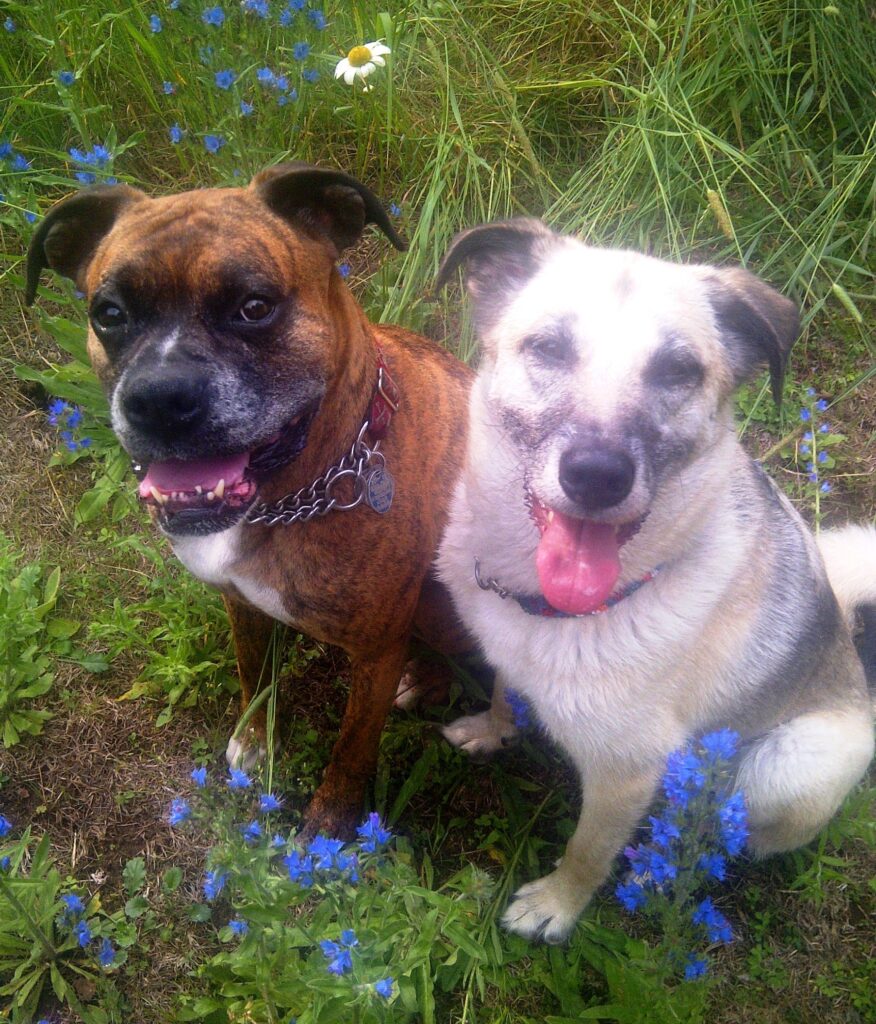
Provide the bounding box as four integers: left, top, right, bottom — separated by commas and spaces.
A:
123, 375, 209, 436
559, 446, 636, 511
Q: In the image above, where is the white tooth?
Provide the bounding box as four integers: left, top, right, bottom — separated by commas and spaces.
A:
195, 485, 203, 495
215, 479, 225, 499
207, 491, 215, 501
547, 510, 554, 523
149, 486, 164, 505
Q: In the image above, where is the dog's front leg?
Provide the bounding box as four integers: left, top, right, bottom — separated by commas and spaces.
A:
503, 764, 660, 944
301, 639, 410, 840
223, 595, 276, 770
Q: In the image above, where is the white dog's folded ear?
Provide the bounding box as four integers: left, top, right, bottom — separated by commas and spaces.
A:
436, 218, 554, 311
706, 267, 799, 406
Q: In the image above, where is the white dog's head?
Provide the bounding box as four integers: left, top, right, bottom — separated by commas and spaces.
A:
438, 219, 799, 613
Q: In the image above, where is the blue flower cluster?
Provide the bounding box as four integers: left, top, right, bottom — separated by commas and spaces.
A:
0, 140, 31, 172
504, 687, 533, 730
799, 389, 834, 494
616, 729, 749, 981
58, 892, 117, 967
69, 143, 116, 185
256, 66, 299, 105
47, 399, 92, 452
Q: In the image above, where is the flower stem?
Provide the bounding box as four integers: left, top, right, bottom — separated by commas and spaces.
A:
0, 873, 58, 960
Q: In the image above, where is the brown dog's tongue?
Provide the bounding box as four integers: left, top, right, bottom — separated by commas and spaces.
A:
535, 509, 621, 614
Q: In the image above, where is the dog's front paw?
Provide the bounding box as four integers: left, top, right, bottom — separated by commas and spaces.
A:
501, 872, 584, 944
226, 730, 267, 772
441, 711, 517, 760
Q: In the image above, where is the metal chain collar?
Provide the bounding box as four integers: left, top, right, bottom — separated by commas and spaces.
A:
245, 420, 385, 526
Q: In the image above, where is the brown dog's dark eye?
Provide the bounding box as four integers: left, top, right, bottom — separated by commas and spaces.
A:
91, 302, 127, 332
238, 297, 275, 323
646, 348, 704, 389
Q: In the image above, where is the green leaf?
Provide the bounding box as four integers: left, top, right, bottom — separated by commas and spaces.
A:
46, 617, 80, 639
124, 894, 150, 918
162, 867, 183, 893
123, 857, 147, 896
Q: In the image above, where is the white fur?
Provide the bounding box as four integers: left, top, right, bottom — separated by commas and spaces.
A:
817, 523, 876, 622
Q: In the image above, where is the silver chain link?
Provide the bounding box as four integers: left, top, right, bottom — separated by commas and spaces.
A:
245, 420, 384, 526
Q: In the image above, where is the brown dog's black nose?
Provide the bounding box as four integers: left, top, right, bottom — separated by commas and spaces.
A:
123, 375, 209, 436
559, 445, 636, 511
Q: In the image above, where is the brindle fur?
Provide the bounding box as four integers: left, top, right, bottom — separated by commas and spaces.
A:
27, 165, 473, 837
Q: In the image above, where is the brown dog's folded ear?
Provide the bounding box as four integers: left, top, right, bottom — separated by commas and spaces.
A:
707, 267, 799, 407
25, 184, 146, 305
435, 217, 554, 297
252, 162, 407, 254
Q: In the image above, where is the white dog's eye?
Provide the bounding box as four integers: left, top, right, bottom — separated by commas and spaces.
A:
523, 333, 575, 368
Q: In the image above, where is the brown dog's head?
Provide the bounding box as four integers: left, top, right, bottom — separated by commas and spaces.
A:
26, 163, 405, 535
438, 219, 799, 614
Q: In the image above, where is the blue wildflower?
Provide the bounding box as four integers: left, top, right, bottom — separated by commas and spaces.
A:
242, 820, 262, 844
284, 849, 314, 887
800, 407, 811, 422
808, 472, 818, 483
0, 856, 10, 871
615, 879, 647, 912
803, 430, 813, 442
0, 141, 11, 158
227, 766, 251, 788
4, 17, 15, 31
169, 123, 184, 144
191, 766, 208, 787
697, 852, 727, 881
338, 262, 351, 278
684, 956, 708, 980
648, 813, 681, 849
356, 812, 391, 853
389, 202, 401, 216
692, 896, 733, 944
11, 153, 30, 171
815, 398, 828, 412
699, 729, 739, 763
302, 68, 320, 82
240, 100, 254, 115
98, 937, 116, 967
244, 0, 270, 13
74, 919, 92, 947
58, 71, 76, 86
293, 41, 310, 60
168, 798, 192, 826
61, 893, 85, 917
215, 69, 236, 90
308, 835, 345, 870
625, 844, 677, 885
259, 793, 282, 813
257, 67, 276, 86
805, 387, 816, 397
820, 481, 832, 493
271, 833, 286, 848
199, 45, 215, 63
275, 74, 290, 91
79, 437, 93, 449
662, 747, 706, 807
374, 977, 394, 998
150, 14, 162, 32
505, 688, 532, 729
340, 929, 358, 947
169, 0, 181, 7
66, 407, 83, 428
0, 814, 12, 838
202, 5, 225, 25
289, 0, 305, 8
203, 870, 229, 901
228, 918, 249, 936
279, 9, 294, 25
320, 940, 353, 975
24, 211, 38, 224
800, 444, 810, 456
819, 422, 829, 433
308, 8, 326, 28
163, 81, 176, 94
817, 450, 828, 464
717, 791, 748, 856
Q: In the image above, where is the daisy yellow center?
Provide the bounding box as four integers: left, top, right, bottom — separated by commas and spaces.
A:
347, 45, 373, 67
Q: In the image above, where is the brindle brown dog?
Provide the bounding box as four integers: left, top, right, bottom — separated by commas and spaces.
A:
26, 163, 472, 836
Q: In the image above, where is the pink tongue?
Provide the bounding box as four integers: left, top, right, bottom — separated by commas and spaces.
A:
138, 452, 250, 497
536, 510, 621, 615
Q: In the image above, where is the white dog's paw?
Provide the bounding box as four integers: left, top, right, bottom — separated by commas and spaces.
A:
441, 711, 517, 759
501, 872, 583, 944
225, 732, 266, 771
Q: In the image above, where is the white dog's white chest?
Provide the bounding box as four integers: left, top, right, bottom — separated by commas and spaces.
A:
169, 525, 291, 624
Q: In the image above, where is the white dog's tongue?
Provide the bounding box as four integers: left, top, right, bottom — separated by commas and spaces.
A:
535, 509, 621, 615
138, 452, 249, 497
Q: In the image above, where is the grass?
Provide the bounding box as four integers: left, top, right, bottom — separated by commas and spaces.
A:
0, 0, 874, 1021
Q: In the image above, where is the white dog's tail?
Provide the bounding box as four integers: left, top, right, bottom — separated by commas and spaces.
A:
817, 523, 876, 688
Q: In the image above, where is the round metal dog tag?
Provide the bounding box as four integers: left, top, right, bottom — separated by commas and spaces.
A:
364, 466, 395, 514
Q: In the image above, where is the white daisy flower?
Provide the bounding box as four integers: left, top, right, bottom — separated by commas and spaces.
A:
334, 41, 391, 87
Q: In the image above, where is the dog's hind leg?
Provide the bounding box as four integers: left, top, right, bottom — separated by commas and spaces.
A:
224, 596, 277, 770
441, 672, 518, 759
502, 763, 661, 943
302, 639, 411, 839
736, 708, 874, 856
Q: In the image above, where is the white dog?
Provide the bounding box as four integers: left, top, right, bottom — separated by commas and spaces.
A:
435, 219, 876, 943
